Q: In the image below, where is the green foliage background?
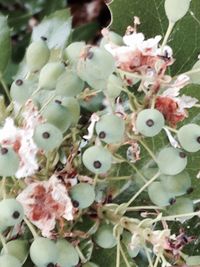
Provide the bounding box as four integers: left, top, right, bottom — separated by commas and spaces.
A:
0, 0, 200, 266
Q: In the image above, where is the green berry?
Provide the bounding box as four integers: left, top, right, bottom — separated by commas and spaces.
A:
94, 224, 117, 249
33, 123, 63, 152
41, 100, 71, 132
136, 109, 165, 137
95, 114, 125, 144
177, 123, 200, 152
0, 147, 19, 177
39, 62, 65, 90
30, 237, 58, 267
70, 183, 95, 209
82, 146, 112, 174
157, 147, 187, 175
55, 70, 84, 97
26, 39, 50, 72
56, 239, 79, 267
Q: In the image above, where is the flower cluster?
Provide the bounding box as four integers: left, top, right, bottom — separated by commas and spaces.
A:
0, 0, 199, 266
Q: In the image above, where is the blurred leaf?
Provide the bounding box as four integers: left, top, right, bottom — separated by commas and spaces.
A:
32, 9, 72, 49
0, 15, 11, 74
70, 22, 99, 43
109, 0, 200, 75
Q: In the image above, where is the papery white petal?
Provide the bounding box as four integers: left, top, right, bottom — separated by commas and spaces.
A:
163, 127, 180, 148
49, 175, 74, 221
123, 32, 144, 48
140, 35, 162, 55
0, 118, 20, 143
176, 95, 198, 112
161, 87, 180, 97
83, 113, 99, 140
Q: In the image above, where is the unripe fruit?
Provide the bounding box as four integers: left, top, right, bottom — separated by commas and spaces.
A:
189, 60, 200, 84
33, 123, 63, 152
56, 239, 79, 267
94, 224, 117, 249
0, 147, 19, 177
64, 41, 85, 64
0, 198, 24, 228
10, 79, 36, 105
177, 123, 200, 152
70, 183, 95, 209
160, 171, 191, 197
41, 100, 71, 132
164, 0, 191, 23
61, 97, 80, 125
30, 237, 58, 267
157, 147, 187, 175
39, 62, 65, 90
106, 74, 123, 98
26, 39, 50, 72
148, 182, 175, 207
168, 197, 194, 215
136, 109, 165, 137
55, 70, 84, 97
1, 240, 29, 264
0, 254, 22, 267
95, 114, 125, 144
82, 146, 112, 174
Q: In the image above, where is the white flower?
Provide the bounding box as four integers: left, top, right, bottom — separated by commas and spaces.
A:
0, 100, 43, 178
123, 32, 145, 50
83, 113, 99, 140
149, 229, 171, 254
0, 117, 20, 144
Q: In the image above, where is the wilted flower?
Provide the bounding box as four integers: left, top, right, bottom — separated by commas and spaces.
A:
17, 175, 74, 237
0, 116, 39, 178
155, 75, 198, 126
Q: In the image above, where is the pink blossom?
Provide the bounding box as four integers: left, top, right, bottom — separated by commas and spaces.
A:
17, 175, 74, 237
105, 28, 164, 74
155, 75, 198, 126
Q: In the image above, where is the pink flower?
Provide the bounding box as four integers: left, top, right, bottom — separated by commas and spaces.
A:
17, 175, 74, 237
104, 27, 164, 75
155, 75, 198, 126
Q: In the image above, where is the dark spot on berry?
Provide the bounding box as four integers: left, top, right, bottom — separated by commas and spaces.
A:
187, 187, 194, 194
146, 119, 154, 127
93, 160, 101, 169
99, 131, 106, 139
42, 132, 50, 139
87, 51, 94, 59
197, 136, 200, 144
169, 198, 176, 205
1, 147, 8, 155
12, 211, 20, 219
41, 36, 47, 41
55, 99, 62, 104
72, 200, 79, 208
15, 79, 23, 86
179, 152, 186, 158
47, 263, 54, 267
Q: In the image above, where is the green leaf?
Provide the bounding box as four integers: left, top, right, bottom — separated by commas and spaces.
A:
109, 0, 200, 75
0, 15, 11, 74
70, 22, 100, 43
32, 9, 72, 49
